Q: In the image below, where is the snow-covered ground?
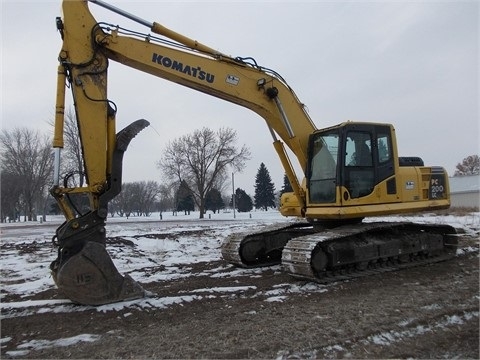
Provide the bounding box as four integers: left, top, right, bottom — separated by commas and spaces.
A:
1, 210, 479, 303
0, 210, 297, 312
1, 210, 479, 356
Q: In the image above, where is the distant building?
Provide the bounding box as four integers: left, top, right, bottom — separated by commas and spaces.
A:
449, 175, 480, 208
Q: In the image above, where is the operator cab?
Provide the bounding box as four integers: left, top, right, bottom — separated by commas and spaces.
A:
307, 122, 396, 205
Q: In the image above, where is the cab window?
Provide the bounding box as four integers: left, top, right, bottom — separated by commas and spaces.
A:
377, 133, 391, 163
308, 132, 338, 203
345, 132, 372, 167
344, 131, 374, 198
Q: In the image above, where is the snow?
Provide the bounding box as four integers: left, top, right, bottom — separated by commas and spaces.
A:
0, 211, 296, 319
16, 334, 101, 350
1, 210, 478, 306
186, 286, 257, 294
255, 282, 329, 303
2, 334, 101, 358
276, 311, 480, 359
363, 311, 480, 347
1, 210, 479, 355
421, 303, 442, 311
3, 334, 102, 357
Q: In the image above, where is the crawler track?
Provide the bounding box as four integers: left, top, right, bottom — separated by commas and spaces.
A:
222, 221, 458, 283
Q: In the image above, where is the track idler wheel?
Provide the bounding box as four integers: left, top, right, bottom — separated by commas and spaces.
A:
311, 247, 328, 273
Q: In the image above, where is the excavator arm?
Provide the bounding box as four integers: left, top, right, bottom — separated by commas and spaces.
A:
53, 0, 317, 214
51, 0, 316, 305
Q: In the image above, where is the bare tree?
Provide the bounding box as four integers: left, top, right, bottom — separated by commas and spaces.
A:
111, 181, 161, 217
48, 108, 84, 186
211, 170, 230, 195
134, 181, 161, 216
157, 182, 177, 216
112, 182, 137, 218
62, 108, 84, 186
157, 127, 250, 218
0, 128, 54, 221
0, 171, 22, 222
454, 155, 480, 176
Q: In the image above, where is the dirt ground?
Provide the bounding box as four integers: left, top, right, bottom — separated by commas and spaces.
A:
1, 235, 479, 359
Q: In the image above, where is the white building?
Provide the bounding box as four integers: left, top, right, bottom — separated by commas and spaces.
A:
449, 174, 480, 209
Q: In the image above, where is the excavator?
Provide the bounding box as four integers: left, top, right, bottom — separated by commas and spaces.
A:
51, 0, 457, 305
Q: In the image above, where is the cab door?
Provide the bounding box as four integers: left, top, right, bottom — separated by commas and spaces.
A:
307, 129, 340, 204
341, 124, 395, 203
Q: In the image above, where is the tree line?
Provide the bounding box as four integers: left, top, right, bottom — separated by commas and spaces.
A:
0, 111, 282, 222
3, 110, 477, 222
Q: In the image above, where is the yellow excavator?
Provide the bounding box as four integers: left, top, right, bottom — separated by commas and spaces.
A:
51, 0, 457, 305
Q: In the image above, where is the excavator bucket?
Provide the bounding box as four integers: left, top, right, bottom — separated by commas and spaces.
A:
50, 211, 146, 306
51, 241, 145, 306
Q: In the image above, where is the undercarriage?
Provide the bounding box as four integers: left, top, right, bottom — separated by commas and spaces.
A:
221, 221, 458, 283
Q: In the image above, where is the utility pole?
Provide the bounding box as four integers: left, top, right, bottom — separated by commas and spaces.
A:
232, 172, 236, 219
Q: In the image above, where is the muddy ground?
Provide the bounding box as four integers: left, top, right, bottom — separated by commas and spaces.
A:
1, 236, 479, 359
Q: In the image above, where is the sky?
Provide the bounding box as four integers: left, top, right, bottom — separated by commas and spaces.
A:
1, 0, 479, 195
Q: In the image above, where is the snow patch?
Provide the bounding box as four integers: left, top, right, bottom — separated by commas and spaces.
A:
96, 295, 202, 312
254, 282, 328, 302
1, 337, 12, 345
265, 295, 287, 302
186, 286, 256, 294
362, 311, 479, 347
421, 303, 442, 311
456, 246, 479, 255
6, 334, 100, 357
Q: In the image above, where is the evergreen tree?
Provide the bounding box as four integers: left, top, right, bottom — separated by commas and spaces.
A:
254, 162, 276, 210
176, 180, 195, 214
205, 188, 225, 214
234, 188, 253, 212
280, 173, 293, 195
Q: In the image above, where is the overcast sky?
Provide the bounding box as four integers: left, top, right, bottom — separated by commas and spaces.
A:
1, 0, 478, 196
